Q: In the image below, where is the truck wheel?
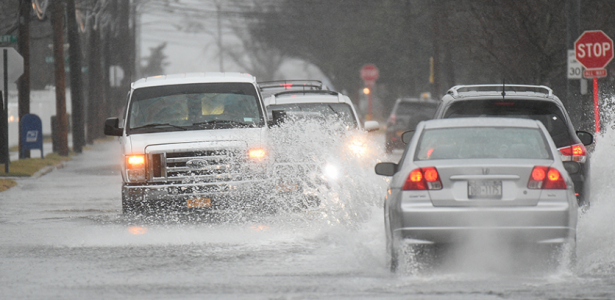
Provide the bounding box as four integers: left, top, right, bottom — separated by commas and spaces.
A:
121, 187, 142, 216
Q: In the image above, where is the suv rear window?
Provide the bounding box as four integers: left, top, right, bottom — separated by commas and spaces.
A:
266, 103, 357, 129
443, 99, 572, 148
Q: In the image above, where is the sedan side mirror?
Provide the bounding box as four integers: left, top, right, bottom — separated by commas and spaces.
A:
401, 130, 415, 144
576, 131, 593, 146
104, 117, 123, 136
375, 162, 398, 176
364, 120, 380, 132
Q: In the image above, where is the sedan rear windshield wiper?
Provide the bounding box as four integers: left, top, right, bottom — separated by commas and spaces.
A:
131, 123, 188, 131
192, 120, 250, 127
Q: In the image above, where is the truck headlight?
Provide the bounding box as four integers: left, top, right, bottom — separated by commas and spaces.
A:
248, 148, 266, 161
126, 155, 146, 182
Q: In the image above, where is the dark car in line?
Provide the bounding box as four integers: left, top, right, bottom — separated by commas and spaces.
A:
385, 97, 439, 153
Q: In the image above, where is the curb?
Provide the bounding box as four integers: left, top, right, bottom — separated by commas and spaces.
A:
32, 162, 65, 179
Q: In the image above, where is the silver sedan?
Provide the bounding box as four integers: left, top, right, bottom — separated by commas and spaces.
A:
375, 118, 579, 272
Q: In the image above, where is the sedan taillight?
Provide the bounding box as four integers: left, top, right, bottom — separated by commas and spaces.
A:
527, 166, 566, 189
403, 167, 442, 190
558, 143, 587, 163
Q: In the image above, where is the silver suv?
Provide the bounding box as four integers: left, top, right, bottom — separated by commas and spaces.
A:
263, 89, 379, 210
433, 84, 593, 206
104, 73, 271, 214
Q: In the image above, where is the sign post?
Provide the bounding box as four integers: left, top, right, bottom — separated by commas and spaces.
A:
575, 30, 614, 134
360, 64, 379, 121
0, 47, 25, 172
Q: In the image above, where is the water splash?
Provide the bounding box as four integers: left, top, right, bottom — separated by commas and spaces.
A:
267, 118, 389, 228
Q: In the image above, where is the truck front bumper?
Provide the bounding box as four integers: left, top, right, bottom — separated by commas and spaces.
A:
122, 179, 271, 210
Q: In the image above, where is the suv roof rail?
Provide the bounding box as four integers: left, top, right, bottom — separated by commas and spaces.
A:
447, 84, 553, 97
270, 90, 341, 105
258, 80, 326, 91
274, 90, 338, 97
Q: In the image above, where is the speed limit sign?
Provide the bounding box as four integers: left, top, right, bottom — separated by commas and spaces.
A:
567, 49, 582, 79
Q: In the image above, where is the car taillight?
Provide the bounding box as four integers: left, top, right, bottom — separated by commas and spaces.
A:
558, 143, 586, 163
403, 167, 442, 190
527, 166, 566, 189
280, 83, 293, 89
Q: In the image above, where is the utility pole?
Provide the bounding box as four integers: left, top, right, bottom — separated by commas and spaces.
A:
215, 0, 224, 72
66, 0, 85, 153
566, 0, 583, 129
17, 0, 31, 158
51, 0, 69, 156
132, 0, 141, 80
87, 17, 103, 143
119, 0, 132, 88
431, 0, 441, 99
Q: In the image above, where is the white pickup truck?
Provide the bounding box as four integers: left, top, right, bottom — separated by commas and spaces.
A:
104, 73, 273, 215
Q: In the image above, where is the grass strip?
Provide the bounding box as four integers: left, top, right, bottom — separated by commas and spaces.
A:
0, 152, 74, 177
0, 178, 17, 192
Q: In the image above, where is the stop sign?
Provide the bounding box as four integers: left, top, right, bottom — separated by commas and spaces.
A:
360, 64, 379, 83
575, 30, 614, 69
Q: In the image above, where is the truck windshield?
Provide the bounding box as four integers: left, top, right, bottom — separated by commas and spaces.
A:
127, 82, 264, 133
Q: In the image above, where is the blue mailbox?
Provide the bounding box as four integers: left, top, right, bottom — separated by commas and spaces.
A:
20, 114, 43, 158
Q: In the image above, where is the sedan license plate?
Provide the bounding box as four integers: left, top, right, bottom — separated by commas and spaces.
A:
468, 180, 502, 199
186, 197, 211, 208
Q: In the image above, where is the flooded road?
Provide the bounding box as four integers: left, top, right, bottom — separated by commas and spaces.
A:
2, 132, 615, 299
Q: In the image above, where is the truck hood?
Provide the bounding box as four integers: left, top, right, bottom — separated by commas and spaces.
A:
124, 127, 266, 154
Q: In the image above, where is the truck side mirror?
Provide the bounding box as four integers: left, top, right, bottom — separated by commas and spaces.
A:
270, 110, 287, 127
104, 117, 123, 136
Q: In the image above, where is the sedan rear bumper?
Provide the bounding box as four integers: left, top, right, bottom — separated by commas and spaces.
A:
395, 201, 576, 244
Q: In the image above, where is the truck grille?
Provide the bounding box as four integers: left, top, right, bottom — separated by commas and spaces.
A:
148, 149, 246, 183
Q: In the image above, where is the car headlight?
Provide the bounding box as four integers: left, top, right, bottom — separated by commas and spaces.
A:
126, 154, 146, 182
323, 163, 340, 181
348, 139, 368, 156
248, 148, 267, 161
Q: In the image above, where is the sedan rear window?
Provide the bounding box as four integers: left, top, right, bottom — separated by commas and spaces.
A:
415, 127, 552, 160
443, 100, 572, 148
